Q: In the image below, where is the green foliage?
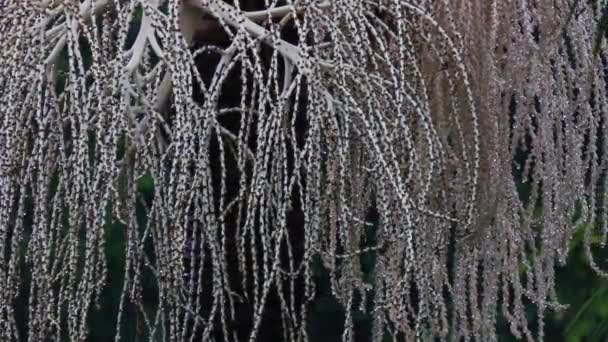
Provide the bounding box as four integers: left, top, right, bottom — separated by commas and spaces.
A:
555, 225, 608, 342
495, 224, 608, 341
594, 2, 608, 55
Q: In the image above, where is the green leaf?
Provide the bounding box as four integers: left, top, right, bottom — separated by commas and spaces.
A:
565, 287, 608, 336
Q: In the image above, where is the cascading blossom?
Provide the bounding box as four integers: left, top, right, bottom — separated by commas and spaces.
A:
1, 0, 607, 341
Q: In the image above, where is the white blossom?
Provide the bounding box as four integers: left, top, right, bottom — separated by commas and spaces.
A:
0, 0, 606, 341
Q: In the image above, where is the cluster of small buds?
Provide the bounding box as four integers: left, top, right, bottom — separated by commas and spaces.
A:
1, 0, 608, 341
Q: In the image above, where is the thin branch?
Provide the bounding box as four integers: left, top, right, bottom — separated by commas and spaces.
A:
185, 0, 324, 74
243, 1, 331, 22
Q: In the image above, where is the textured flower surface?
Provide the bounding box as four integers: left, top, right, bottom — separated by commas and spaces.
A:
0, 0, 607, 341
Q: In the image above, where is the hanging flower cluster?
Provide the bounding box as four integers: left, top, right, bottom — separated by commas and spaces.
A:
1, 0, 607, 341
